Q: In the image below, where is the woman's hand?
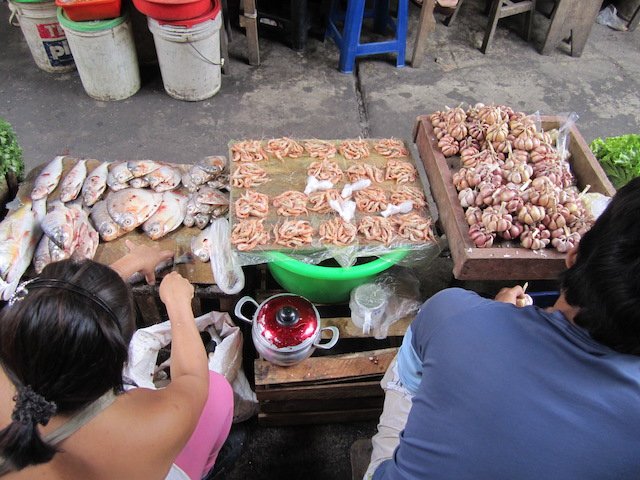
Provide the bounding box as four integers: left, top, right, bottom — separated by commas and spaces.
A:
111, 239, 174, 283
159, 271, 194, 307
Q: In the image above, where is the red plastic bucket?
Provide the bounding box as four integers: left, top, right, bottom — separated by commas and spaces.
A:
133, 0, 210, 21
157, 0, 218, 26
55, 0, 121, 21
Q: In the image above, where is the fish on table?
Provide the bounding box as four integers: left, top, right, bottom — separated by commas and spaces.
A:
82, 161, 109, 207
142, 190, 188, 240
59, 159, 87, 203
49, 236, 71, 263
41, 203, 77, 251
0, 200, 44, 300
90, 200, 127, 241
127, 160, 161, 178
107, 162, 134, 191
145, 165, 182, 192
195, 186, 229, 208
33, 235, 52, 274
191, 225, 212, 262
182, 156, 227, 192
129, 177, 150, 189
106, 188, 163, 231
71, 211, 99, 260
31, 156, 64, 201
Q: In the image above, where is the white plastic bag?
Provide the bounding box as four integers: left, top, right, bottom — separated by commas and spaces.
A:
208, 218, 245, 295
124, 310, 258, 422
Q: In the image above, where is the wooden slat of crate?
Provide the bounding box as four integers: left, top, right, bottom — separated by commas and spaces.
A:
413, 114, 616, 280
255, 348, 398, 426
255, 347, 397, 387
259, 395, 384, 414
256, 380, 383, 402
258, 408, 384, 427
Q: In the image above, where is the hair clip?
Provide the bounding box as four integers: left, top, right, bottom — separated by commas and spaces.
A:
7, 278, 37, 307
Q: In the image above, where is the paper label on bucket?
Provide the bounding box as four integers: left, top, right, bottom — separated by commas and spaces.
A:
37, 22, 66, 39
43, 39, 73, 67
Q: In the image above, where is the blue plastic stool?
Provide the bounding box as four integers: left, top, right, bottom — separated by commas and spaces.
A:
326, 0, 409, 74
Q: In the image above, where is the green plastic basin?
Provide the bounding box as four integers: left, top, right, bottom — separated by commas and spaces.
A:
267, 249, 408, 304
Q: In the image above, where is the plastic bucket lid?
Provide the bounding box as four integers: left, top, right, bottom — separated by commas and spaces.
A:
57, 6, 126, 31
158, 0, 219, 27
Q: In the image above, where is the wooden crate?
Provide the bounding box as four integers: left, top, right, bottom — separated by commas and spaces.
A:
413, 115, 616, 280
252, 266, 411, 426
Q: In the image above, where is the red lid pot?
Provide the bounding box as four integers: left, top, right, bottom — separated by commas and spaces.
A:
234, 294, 340, 367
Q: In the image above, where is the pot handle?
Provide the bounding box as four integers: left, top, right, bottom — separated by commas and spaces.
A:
314, 326, 340, 350
234, 296, 259, 325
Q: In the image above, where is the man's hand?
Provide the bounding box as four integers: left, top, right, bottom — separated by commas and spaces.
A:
495, 285, 526, 306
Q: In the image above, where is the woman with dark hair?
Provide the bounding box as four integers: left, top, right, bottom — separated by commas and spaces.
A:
364, 177, 640, 479
0, 240, 233, 479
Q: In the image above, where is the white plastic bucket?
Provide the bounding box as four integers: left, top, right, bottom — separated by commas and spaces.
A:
148, 6, 222, 101
9, 0, 75, 73
57, 9, 141, 101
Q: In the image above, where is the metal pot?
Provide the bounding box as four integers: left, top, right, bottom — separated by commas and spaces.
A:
234, 293, 339, 367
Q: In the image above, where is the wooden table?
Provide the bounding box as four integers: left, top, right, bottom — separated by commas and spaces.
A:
19, 157, 243, 325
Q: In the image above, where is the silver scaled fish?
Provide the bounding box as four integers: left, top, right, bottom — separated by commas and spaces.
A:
59, 159, 87, 203
145, 165, 182, 192
90, 200, 127, 242
31, 156, 64, 201
142, 190, 188, 240
106, 188, 163, 231
82, 161, 109, 207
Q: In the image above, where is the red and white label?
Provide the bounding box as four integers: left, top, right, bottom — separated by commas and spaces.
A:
37, 22, 65, 39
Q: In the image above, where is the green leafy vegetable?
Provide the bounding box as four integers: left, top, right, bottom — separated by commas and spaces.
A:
590, 134, 640, 189
0, 118, 25, 181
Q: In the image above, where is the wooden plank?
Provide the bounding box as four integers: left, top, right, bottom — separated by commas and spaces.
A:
413, 114, 615, 281
257, 407, 382, 426
321, 316, 411, 339
539, 0, 601, 57
241, 0, 260, 66
259, 395, 384, 414
411, 0, 436, 68
255, 380, 382, 401
254, 347, 397, 386
499, 1, 533, 17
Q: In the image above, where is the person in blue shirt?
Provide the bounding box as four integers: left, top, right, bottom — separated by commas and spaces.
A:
365, 176, 640, 480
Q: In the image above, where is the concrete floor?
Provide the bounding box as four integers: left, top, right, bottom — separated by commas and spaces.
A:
1, 0, 639, 478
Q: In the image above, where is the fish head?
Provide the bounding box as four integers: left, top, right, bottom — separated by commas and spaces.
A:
110, 211, 137, 230
143, 221, 163, 240
31, 187, 48, 200
99, 222, 120, 242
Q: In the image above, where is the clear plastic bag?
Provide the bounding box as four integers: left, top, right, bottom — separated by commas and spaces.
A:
596, 5, 629, 31
349, 265, 422, 339
556, 112, 579, 162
